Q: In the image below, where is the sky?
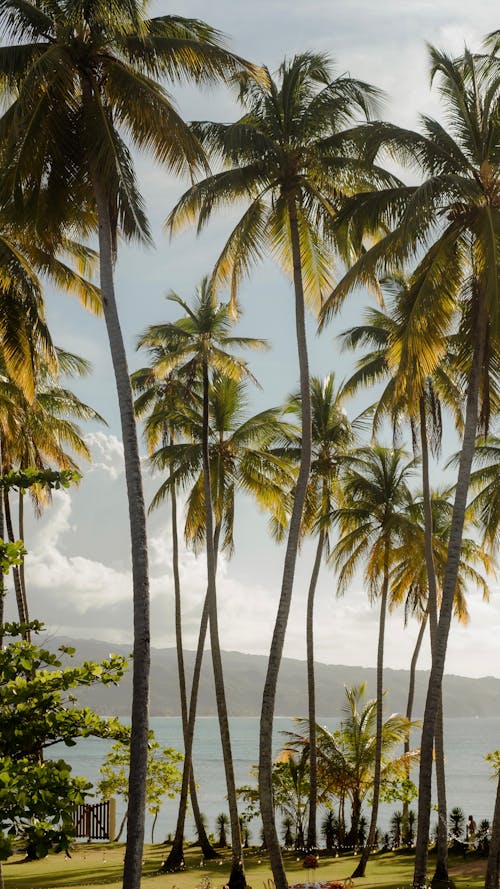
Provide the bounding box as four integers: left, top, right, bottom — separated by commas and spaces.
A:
6, 0, 500, 681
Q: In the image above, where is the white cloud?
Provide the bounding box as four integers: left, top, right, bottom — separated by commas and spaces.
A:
85, 432, 125, 480
17, 3, 500, 682
0, 412, 490, 682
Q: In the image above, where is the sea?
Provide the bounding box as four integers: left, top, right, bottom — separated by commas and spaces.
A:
48, 716, 500, 846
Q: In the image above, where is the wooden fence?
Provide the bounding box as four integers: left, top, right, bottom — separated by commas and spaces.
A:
73, 800, 116, 841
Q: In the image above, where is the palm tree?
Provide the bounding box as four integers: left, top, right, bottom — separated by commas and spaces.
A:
273, 748, 310, 850
321, 48, 500, 885
0, 348, 104, 634
0, 203, 102, 402
216, 812, 230, 847
485, 753, 500, 889
391, 491, 492, 847
331, 446, 416, 877
0, 6, 258, 884
141, 279, 266, 888
467, 436, 500, 552
338, 283, 465, 880
287, 684, 416, 849
167, 53, 387, 888
149, 374, 294, 557
277, 375, 355, 849
135, 361, 293, 870
133, 360, 217, 861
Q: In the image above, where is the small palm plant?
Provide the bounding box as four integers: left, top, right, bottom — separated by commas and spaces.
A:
321, 811, 337, 852
390, 811, 403, 848
282, 817, 295, 849
449, 807, 465, 841
216, 812, 230, 847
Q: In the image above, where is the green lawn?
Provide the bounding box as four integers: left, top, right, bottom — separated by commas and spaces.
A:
2, 844, 487, 889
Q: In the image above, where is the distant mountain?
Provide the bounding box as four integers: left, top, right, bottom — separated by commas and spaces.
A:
42, 636, 500, 719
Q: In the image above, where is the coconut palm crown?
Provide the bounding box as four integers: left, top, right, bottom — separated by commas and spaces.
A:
168, 52, 391, 311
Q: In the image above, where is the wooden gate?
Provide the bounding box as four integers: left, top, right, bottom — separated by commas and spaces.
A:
73, 800, 116, 841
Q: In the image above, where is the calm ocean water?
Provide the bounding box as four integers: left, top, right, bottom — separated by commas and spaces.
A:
48, 716, 500, 845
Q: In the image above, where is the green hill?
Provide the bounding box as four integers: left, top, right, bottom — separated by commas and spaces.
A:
43, 636, 500, 718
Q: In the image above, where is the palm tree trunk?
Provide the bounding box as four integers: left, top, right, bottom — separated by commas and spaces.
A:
306, 527, 325, 850
171, 457, 188, 732
433, 702, 448, 881
0, 448, 4, 647
163, 591, 210, 869
168, 521, 221, 868
4, 488, 28, 635
485, 772, 500, 889
151, 812, 158, 845
413, 297, 487, 889
93, 176, 150, 889
201, 361, 244, 889
164, 479, 216, 870
259, 194, 312, 889
18, 491, 30, 637
402, 612, 428, 840
348, 795, 362, 850
352, 554, 389, 877
115, 811, 128, 843
419, 396, 449, 882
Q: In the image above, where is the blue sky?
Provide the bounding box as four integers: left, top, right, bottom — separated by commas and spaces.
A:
9, 0, 500, 679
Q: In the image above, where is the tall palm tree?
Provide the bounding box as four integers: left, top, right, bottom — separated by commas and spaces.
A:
321, 48, 500, 885
331, 446, 416, 877
0, 348, 104, 634
277, 375, 355, 849
391, 491, 492, 844
167, 53, 387, 888
135, 362, 293, 871
338, 283, 466, 880
0, 6, 257, 884
140, 280, 266, 888
149, 375, 294, 557
133, 360, 217, 861
0, 204, 101, 402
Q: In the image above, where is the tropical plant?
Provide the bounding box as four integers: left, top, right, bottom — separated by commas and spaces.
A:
273, 749, 310, 851
0, 620, 126, 883
140, 279, 266, 887
216, 812, 229, 848
321, 46, 500, 887
321, 810, 337, 852
0, 5, 257, 885
276, 375, 355, 849
331, 446, 416, 876
133, 358, 216, 860
97, 735, 183, 844
282, 816, 295, 849
449, 807, 466, 840
167, 52, 388, 889
288, 684, 416, 852
0, 197, 102, 402
0, 349, 104, 635
391, 489, 492, 868
390, 810, 403, 848
467, 436, 500, 552
338, 277, 473, 881
476, 818, 490, 854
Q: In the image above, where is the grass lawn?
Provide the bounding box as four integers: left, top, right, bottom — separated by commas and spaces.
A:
2, 844, 487, 889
